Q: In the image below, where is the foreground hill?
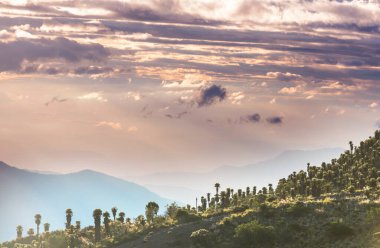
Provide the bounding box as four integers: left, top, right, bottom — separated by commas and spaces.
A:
1, 131, 380, 248
0, 162, 171, 242
116, 130, 380, 248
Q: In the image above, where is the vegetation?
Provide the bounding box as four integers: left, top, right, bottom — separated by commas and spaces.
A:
1, 130, 380, 248
234, 221, 275, 248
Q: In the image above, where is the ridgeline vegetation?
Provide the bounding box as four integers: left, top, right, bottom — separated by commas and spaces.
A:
2, 130, 380, 248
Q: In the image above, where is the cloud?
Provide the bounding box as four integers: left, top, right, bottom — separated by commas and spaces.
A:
0, 29, 12, 39
77, 92, 107, 102
229, 91, 245, 104
73, 66, 114, 75
278, 86, 298, 95
266, 116, 283, 125
369, 102, 378, 108
96, 121, 122, 130
320, 81, 363, 92
128, 126, 138, 132
161, 73, 210, 88
337, 109, 346, 115
0, 37, 109, 72
196, 84, 227, 107
247, 113, 261, 123
126, 91, 142, 101
0, 0, 378, 109
240, 113, 261, 123
266, 72, 302, 82
101, 0, 223, 26
165, 111, 189, 119
45, 96, 68, 106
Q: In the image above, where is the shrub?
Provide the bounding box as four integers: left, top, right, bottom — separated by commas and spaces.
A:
46, 232, 66, 248
259, 204, 275, 218
176, 209, 201, 224
286, 201, 310, 217
153, 216, 167, 227
190, 229, 213, 247
256, 194, 267, 204
165, 202, 180, 220
232, 205, 249, 213
326, 222, 354, 239
288, 223, 304, 232
234, 221, 275, 248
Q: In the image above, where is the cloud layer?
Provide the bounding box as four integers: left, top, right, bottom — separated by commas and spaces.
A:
0, 0, 378, 180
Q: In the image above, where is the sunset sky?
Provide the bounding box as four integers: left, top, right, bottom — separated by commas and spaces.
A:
0, 0, 379, 178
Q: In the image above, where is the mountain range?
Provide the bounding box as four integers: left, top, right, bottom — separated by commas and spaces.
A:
136, 148, 344, 203
0, 162, 171, 242
0, 147, 344, 242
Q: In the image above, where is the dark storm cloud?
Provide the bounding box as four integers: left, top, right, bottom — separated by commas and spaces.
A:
266, 116, 283, 125
239, 113, 261, 124
196, 85, 227, 107
0, 37, 109, 72
247, 113, 261, 123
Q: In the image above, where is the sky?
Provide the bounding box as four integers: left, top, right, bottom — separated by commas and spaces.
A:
0, 0, 379, 178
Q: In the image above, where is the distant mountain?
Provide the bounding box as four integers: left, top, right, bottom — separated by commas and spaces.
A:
136, 148, 344, 202
143, 184, 203, 205
0, 162, 171, 242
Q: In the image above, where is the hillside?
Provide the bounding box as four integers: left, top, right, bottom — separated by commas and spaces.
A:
1, 130, 380, 248
117, 130, 380, 247
0, 163, 171, 242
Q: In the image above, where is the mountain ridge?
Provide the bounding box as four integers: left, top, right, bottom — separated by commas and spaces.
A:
0, 162, 172, 242
135, 148, 344, 203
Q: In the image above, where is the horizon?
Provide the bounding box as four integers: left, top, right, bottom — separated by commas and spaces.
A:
0, 145, 346, 177
1, 146, 346, 175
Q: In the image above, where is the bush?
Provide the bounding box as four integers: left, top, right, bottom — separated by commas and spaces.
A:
231, 205, 249, 213
326, 222, 354, 239
234, 221, 275, 248
176, 209, 201, 224
259, 204, 275, 218
166, 202, 180, 220
286, 201, 310, 217
46, 232, 66, 248
153, 216, 167, 227
190, 229, 213, 247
